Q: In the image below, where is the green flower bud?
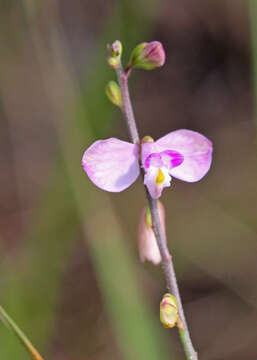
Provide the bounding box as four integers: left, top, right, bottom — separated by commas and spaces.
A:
105, 81, 122, 107
129, 41, 166, 70
108, 57, 119, 69
145, 205, 152, 228
160, 293, 179, 328
141, 135, 154, 143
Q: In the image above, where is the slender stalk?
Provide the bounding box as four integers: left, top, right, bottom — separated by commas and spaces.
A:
116, 67, 140, 144
0, 305, 45, 360
116, 63, 198, 360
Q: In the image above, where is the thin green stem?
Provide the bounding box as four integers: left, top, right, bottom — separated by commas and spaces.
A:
0, 305, 45, 360
115, 63, 198, 360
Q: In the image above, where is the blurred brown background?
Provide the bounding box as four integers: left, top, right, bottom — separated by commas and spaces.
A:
0, 1, 256, 360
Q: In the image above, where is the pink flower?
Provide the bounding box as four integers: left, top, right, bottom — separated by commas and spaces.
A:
82, 129, 213, 199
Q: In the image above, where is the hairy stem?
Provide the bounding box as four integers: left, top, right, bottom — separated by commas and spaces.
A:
116, 63, 198, 360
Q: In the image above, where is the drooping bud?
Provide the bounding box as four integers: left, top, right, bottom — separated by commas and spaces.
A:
129, 41, 165, 70
106, 81, 122, 107
160, 293, 179, 328
107, 40, 122, 68
137, 201, 166, 265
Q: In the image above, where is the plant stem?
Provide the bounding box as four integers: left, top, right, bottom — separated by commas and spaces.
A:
0, 305, 45, 360
116, 67, 140, 144
115, 63, 198, 360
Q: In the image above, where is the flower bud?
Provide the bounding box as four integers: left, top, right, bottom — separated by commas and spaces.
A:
141, 135, 154, 143
106, 81, 122, 107
137, 201, 166, 265
129, 41, 165, 70
107, 40, 122, 68
109, 40, 122, 57
108, 56, 119, 69
160, 293, 179, 328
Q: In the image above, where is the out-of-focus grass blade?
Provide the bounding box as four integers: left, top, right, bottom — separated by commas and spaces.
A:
23, 0, 172, 359
0, 1, 173, 360
0, 159, 79, 359
249, 1, 257, 161
249, 1, 257, 108
0, 304, 45, 360
83, 195, 171, 360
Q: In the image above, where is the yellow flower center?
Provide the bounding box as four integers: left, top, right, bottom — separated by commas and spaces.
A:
156, 168, 165, 184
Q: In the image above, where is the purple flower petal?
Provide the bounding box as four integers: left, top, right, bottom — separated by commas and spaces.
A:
144, 153, 163, 169
144, 150, 183, 170
159, 150, 184, 170
156, 129, 213, 182
82, 138, 140, 192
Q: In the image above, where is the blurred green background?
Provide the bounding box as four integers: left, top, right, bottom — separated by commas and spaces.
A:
0, 1, 256, 359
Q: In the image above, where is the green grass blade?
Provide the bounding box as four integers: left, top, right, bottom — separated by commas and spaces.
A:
0, 305, 45, 360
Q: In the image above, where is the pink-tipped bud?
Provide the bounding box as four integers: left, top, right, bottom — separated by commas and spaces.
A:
107, 40, 122, 68
108, 40, 122, 57
137, 201, 166, 265
160, 293, 179, 328
129, 41, 166, 70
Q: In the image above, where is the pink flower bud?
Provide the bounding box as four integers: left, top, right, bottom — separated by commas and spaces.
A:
107, 40, 122, 68
130, 41, 166, 70
137, 201, 166, 265
109, 40, 122, 57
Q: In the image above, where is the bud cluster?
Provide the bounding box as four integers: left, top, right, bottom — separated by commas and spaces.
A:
107, 40, 122, 69
106, 40, 166, 106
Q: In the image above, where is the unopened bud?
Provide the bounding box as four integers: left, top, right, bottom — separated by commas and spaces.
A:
108, 56, 119, 69
107, 40, 122, 68
129, 41, 165, 70
160, 293, 179, 328
109, 40, 122, 57
106, 81, 122, 107
137, 201, 166, 265
141, 135, 154, 143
